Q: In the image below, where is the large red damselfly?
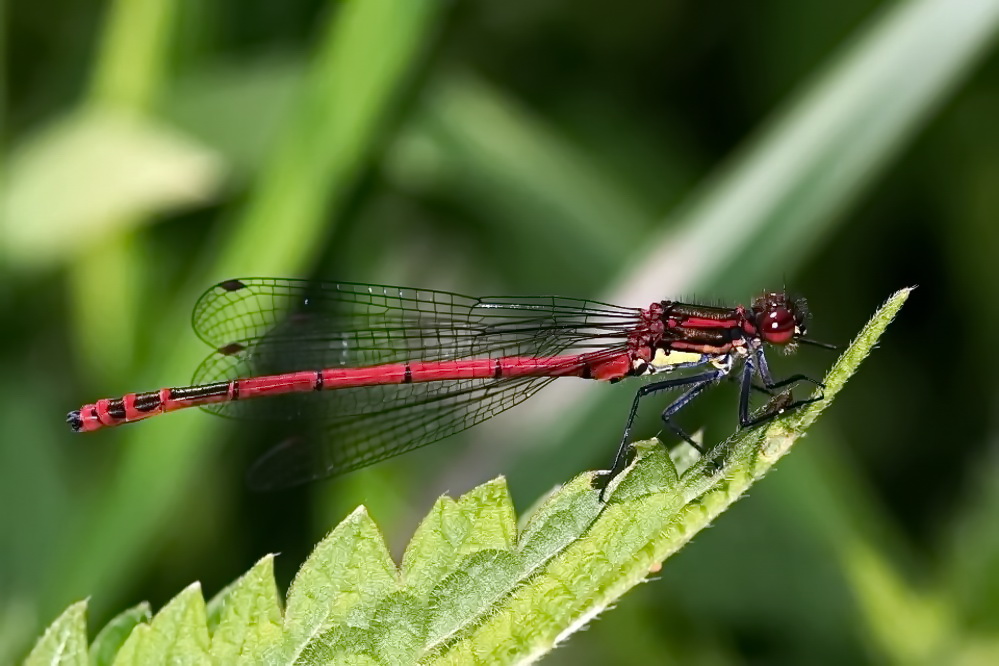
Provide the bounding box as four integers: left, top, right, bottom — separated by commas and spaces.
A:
68, 279, 827, 493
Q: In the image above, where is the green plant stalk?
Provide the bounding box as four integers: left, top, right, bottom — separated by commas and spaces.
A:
88, 0, 176, 110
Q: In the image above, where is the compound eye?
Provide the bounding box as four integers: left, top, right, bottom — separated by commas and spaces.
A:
759, 306, 796, 344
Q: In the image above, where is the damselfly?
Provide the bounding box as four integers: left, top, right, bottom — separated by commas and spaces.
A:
68, 279, 828, 492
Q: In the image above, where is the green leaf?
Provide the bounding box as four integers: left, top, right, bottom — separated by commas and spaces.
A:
112, 584, 210, 665
279, 507, 399, 664
25, 601, 88, 666
31, 291, 907, 664
207, 555, 283, 663
401, 478, 517, 601
89, 603, 151, 666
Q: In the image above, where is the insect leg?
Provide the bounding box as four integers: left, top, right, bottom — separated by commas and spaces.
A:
739, 350, 823, 428
754, 347, 824, 392
598, 369, 725, 499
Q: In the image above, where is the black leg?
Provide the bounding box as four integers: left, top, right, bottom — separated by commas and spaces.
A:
760, 374, 823, 391
752, 382, 776, 396
755, 347, 824, 391
725, 369, 775, 396
738, 357, 755, 426
739, 349, 823, 428
597, 369, 724, 499
658, 377, 720, 450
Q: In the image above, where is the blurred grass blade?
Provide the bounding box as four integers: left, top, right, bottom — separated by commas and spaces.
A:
51, 0, 449, 627
943, 416, 999, 652
387, 72, 654, 289
88, 0, 176, 110
211, 0, 447, 274
842, 539, 953, 664
617, 0, 999, 303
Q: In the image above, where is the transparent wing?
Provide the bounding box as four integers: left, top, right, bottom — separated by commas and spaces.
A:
189, 278, 641, 488
244, 374, 553, 490
243, 346, 634, 490
192, 278, 640, 367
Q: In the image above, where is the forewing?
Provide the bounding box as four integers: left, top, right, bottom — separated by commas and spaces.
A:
192, 278, 639, 368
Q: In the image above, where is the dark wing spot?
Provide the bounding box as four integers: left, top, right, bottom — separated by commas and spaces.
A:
218, 342, 246, 355
219, 279, 247, 292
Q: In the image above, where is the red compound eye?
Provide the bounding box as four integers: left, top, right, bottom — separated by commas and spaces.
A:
759, 305, 796, 344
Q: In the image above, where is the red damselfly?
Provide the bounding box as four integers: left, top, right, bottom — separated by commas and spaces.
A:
68, 278, 828, 493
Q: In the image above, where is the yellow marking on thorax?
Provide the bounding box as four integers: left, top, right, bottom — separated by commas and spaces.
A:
649, 348, 704, 370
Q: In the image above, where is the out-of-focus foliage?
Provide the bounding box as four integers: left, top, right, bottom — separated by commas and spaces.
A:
2, 0, 999, 663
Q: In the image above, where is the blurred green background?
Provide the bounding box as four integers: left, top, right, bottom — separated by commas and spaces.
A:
3, 0, 999, 663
